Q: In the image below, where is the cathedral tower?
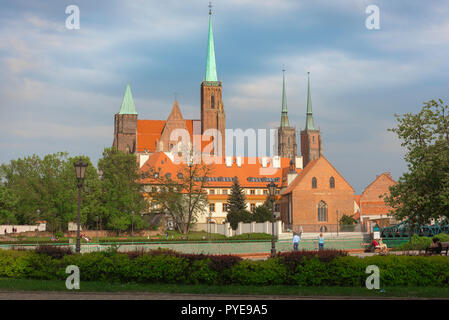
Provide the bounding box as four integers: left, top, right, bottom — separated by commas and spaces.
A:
201, 6, 226, 156
277, 69, 297, 159
113, 84, 138, 153
300, 72, 322, 167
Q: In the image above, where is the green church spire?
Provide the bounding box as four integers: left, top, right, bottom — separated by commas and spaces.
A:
119, 83, 137, 115
205, 4, 218, 82
305, 72, 315, 130
280, 68, 290, 128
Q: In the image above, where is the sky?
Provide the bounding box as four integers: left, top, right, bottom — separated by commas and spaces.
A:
0, 0, 448, 194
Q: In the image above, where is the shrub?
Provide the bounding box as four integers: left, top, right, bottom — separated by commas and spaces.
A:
229, 258, 287, 285
2, 249, 449, 287
35, 245, 73, 259
131, 254, 189, 283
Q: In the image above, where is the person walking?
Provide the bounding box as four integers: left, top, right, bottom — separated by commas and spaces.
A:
292, 233, 300, 252
318, 233, 324, 251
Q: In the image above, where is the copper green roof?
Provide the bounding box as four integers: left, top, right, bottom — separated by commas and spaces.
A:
205, 11, 218, 82
305, 72, 315, 130
280, 69, 290, 128
119, 83, 137, 115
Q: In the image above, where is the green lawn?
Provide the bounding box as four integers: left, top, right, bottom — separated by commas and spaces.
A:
0, 278, 448, 298
0, 232, 274, 245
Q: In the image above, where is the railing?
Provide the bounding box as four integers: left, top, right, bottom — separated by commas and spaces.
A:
0, 237, 376, 254
285, 224, 363, 234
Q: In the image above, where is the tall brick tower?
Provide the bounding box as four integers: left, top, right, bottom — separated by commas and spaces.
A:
113, 83, 138, 153
300, 73, 322, 167
201, 5, 226, 156
277, 68, 297, 159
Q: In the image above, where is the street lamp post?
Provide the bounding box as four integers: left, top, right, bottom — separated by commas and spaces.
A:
267, 181, 278, 258
74, 158, 88, 254
36, 209, 40, 245
336, 210, 339, 236
96, 215, 99, 244
131, 211, 134, 244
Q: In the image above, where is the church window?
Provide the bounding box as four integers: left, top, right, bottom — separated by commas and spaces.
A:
288, 137, 290, 145
312, 136, 315, 143
312, 177, 317, 189
317, 201, 328, 222
211, 94, 215, 109
330, 177, 335, 189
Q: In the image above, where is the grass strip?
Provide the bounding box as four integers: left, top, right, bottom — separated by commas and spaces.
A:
0, 278, 447, 298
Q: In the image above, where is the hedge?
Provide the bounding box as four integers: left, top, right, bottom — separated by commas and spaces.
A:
0, 248, 449, 287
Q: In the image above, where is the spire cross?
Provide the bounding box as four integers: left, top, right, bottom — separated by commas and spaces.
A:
209, 2, 213, 15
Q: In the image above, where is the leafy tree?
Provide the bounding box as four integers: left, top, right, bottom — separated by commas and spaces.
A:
0, 152, 102, 232
253, 205, 272, 223
0, 185, 19, 224
384, 99, 449, 227
150, 160, 212, 234
339, 214, 357, 226
226, 209, 253, 230
97, 147, 148, 234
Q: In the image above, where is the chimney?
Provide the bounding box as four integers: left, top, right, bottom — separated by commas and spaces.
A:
273, 156, 280, 169
295, 156, 303, 169
225, 156, 232, 167
236, 156, 242, 167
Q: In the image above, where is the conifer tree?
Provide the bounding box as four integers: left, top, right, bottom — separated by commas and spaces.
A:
226, 176, 247, 212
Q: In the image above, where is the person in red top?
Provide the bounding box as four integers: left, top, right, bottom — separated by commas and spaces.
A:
370, 239, 379, 252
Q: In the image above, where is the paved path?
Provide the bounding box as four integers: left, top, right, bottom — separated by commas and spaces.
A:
0, 290, 437, 300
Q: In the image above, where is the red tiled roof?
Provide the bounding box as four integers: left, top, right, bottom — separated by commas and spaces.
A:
139, 152, 300, 188
136, 119, 198, 153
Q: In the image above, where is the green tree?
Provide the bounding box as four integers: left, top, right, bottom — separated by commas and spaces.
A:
253, 205, 272, 223
98, 147, 148, 234
384, 99, 449, 227
226, 177, 247, 212
0, 185, 19, 224
0, 152, 101, 232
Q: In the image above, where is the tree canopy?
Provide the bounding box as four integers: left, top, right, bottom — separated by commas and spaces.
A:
384, 99, 449, 226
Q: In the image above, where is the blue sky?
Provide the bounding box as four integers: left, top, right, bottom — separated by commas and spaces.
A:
0, 0, 448, 193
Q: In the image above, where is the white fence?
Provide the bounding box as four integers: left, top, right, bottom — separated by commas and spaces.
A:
192, 221, 283, 237
0, 223, 46, 235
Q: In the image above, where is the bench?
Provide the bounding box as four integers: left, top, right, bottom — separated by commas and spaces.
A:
425, 242, 449, 255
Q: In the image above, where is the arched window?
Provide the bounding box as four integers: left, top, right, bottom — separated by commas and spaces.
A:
312, 177, 317, 189
317, 201, 328, 222
288, 137, 290, 145
330, 177, 335, 189
211, 94, 215, 109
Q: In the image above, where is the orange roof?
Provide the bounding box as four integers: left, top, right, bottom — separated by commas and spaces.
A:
137, 119, 200, 153
139, 152, 300, 188
136, 120, 165, 153
281, 158, 319, 194
282, 156, 355, 195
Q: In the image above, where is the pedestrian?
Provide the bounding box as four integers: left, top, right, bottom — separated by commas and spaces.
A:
299, 225, 303, 238
318, 233, 324, 251
4, 229, 7, 235
292, 233, 300, 252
